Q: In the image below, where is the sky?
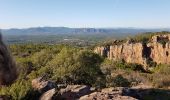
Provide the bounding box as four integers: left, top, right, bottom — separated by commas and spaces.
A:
0, 0, 170, 29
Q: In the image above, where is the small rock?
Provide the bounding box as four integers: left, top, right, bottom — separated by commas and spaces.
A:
32, 77, 56, 93
59, 85, 91, 100
40, 88, 57, 100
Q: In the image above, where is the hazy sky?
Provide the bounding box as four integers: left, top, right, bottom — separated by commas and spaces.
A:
0, 0, 170, 29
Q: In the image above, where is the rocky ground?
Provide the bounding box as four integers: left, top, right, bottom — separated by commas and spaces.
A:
1, 76, 170, 100
79, 87, 137, 100
31, 77, 156, 100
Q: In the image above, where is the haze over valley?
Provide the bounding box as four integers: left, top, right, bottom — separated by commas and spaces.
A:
1, 27, 170, 44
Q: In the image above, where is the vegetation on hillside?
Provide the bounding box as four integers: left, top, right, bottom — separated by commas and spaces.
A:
1, 32, 170, 99
98, 31, 170, 46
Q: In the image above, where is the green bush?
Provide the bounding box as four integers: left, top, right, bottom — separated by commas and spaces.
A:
152, 64, 170, 88
43, 47, 104, 86
126, 63, 145, 72
99, 31, 170, 46
153, 64, 170, 75
0, 80, 37, 100
15, 58, 34, 79
101, 59, 145, 73
31, 49, 53, 69
112, 74, 131, 87
131, 31, 170, 43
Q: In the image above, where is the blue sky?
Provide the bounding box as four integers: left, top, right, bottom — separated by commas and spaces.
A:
0, 0, 170, 29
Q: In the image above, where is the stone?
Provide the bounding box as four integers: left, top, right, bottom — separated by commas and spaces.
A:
32, 77, 56, 93
40, 88, 56, 100
79, 87, 138, 100
59, 85, 91, 100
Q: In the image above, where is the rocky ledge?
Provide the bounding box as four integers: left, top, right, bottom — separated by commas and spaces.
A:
31, 77, 157, 100
94, 34, 170, 69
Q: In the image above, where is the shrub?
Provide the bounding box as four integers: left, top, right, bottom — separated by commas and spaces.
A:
101, 59, 146, 73
43, 47, 104, 86
153, 64, 170, 75
71, 50, 104, 86
151, 64, 170, 88
112, 75, 131, 87
125, 72, 151, 86
0, 80, 37, 100
31, 49, 54, 69
15, 58, 34, 79
152, 74, 170, 88
126, 63, 145, 72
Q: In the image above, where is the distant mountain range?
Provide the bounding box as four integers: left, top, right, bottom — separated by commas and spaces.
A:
1, 27, 170, 35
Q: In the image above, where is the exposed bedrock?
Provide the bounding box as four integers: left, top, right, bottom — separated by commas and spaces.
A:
94, 34, 170, 69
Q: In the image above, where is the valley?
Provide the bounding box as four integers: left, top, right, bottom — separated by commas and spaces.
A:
1, 31, 170, 100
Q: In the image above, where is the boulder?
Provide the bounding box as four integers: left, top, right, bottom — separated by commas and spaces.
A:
79, 87, 138, 100
32, 77, 56, 93
40, 88, 57, 100
59, 85, 91, 100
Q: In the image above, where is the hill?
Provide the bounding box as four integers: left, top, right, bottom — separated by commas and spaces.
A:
1, 27, 170, 45
1, 27, 170, 35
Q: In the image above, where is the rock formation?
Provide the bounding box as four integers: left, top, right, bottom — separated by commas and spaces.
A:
32, 77, 139, 100
32, 77, 56, 93
40, 88, 57, 100
94, 34, 170, 69
147, 35, 170, 64
79, 87, 137, 100
32, 76, 170, 100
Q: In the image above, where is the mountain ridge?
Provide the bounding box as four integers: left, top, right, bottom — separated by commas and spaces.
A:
1, 27, 170, 35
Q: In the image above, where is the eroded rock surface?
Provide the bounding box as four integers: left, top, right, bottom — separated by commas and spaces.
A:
79, 87, 138, 100
32, 77, 56, 93
94, 34, 170, 69
40, 88, 57, 100
59, 85, 91, 100
31, 78, 161, 100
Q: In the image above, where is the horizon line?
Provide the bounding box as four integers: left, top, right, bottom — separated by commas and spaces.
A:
1, 26, 170, 30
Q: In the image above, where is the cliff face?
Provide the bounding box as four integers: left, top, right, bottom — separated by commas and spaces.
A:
94, 34, 170, 69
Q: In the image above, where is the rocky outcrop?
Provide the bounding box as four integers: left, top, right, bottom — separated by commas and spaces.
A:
79, 87, 137, 100
94, 34, 170, 69
40, 88, 57, 100
32, 77, 56, 93
59, 85, 91, 100
32, 77, 167, 100
31, 78, 92, 100
36, 84, 139, 100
